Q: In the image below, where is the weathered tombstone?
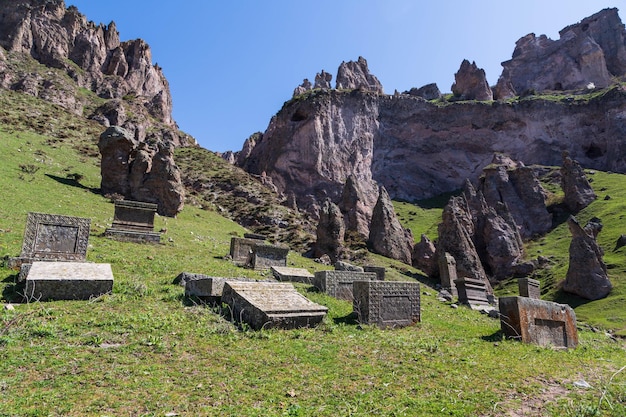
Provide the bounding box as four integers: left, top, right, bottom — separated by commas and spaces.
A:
363, 265, 386, 281
221, 281, 328, 330
252, 243, 289, 270
229, 237, 258, 266
353, 280, 420, 328
518, 277, 540, 299
438, 252, 458, 297
499, 296, 578, 349
271, 266, 314, 284
24, 261, 113, 301
104, 200, 160, 243
313, 270, 377, 301
184, 275, 259, 303
455, 276, 490, 307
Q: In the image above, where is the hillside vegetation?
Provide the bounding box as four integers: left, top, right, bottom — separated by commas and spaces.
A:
0, 91, 624, 416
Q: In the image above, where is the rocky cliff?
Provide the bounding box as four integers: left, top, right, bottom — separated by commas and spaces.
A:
237, 8, 626, 218
0, 0, 193, 147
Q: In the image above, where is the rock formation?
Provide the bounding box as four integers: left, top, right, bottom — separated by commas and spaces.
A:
293, 79, 312, 97
0, 0, 193, 147
367, 186, 413, 264
406, 83, 441, 100
338, 176, 379, 239
563, 216, 612, 300
98, 126, 185, 217
335, 56, 384, 93
314, 199, 345, 262
561, 152, 597, 212
314, 70, 332, 89
495, 8, 626, 96
451, 60, 493, 101
412, 234, 438, 277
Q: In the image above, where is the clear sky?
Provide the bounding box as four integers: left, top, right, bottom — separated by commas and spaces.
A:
66, 1, 624, 153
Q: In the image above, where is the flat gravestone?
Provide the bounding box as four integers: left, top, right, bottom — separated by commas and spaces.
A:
499, 296, 578, 348
105, 200, 160, 243
184, 275, 261, 303
221, 281, 328, 330
313, 270, 377, 301
25, 261, 113, 301
252, 244, 289, 270
229, 237, 259, 265
518, 277, 540, 299
455, 276, 490, 307
271, 266, 314, 284
11, 212, 91, 267
353, 280, 420, 328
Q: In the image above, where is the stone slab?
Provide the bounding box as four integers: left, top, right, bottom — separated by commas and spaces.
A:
221, 281, 328, 330
104, 228, 161, 243
229, 237, 258, 265
252, 244, 289, 270
184, 276, 260, 302
25, 261, 113, 301
271, 266, 314, 283
313, 270, 377, 301
455, 277, 490, 306
499, 296, 578, 348
353, 280, 420, 328
438, 252, 458, 297
518, 277, 541, 299
111, 200, 157, 231
363, 266, 386, 281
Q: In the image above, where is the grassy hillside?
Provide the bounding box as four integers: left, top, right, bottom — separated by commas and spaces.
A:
0, 93, 624, 416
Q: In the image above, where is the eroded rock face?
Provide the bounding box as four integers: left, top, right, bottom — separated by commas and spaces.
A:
293, 78, 312, 97
367, 186, 413, 264
98, 126, 185, 217
495, 8, 625, 95
406, 83, 441, 100
451, 59, 493, 101
561, 152, 597, 212
338, 175, 379, 238
314, 70, 332, 89
336, 56, 383, 93
314, 199, 345, 262
563, 216, 612, 300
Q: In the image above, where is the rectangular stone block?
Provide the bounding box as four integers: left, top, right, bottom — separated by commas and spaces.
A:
271, 266, 314, 284
363, 266, 386, 281
252, 244, 289, 270
518, 277, 541, 299
184, 275, 259, 302
499, 296, 578, 348
221, 281, 328, 330
438, 252, 458, 297
15, 212, 91, 265
455, 277, 490, 306
229, 237, 258, 265
313, 270, 377, 301
105, 200, 160, 243
25, 261, 113, 301
353, 280, 420, 328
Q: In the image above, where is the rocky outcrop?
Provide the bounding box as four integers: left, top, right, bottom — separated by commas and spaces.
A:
412, 234, 438, 277
451, 60, 493, 101
338, 176, 378, 238
98, 126, 185, 217
314, 70, 332, 89
0, 0, 192, 147
561, 152, 597, 212
314, 199, 345, 262
293, 79, 313, 97
406, 83, 441, 100
563, 216, 612, 300
336, 56, 383, 93
367, 186, 413, 264
495, 8, 626, 96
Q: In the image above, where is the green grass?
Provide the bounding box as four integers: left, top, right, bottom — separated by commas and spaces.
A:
0, 97, 624, 416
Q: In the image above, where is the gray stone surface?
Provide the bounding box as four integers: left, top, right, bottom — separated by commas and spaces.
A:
438, 252, 458, 297
271, 266, 314, 284
229, 237, 258, 265
455, 277, 490, 306
252, 244, 289, 270
105, 200, 160, 243
313, 270, 377, 301
518, 277, 540, 299
353, 280, 420, 328
499, 296, 578, 348
221, 281, 328, 330
24, 262, 113, 301
363, 266, 386, 281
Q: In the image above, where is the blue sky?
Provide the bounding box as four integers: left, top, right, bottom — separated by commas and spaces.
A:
66, 1, 624, 153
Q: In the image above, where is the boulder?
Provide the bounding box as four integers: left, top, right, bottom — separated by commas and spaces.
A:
562, 216, 612, 300
367, 186, 413, 264
338, 175, 378, 238
314, 199, 345, 262
406, 83, 441, 100
412, 234, 438, 277
335, 56, 384, 93
561, 152, 597, 212
451, 59, 493, 101
98, 126, 185, 217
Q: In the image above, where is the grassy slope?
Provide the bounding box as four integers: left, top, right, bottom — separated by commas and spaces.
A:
0, 92, 623, 416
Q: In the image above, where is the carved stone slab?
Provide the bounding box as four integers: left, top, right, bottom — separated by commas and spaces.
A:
14, 212, 91, 266
105, 200, 160, 243
221, 281, 328, 330
25, 261, 113, 301
271, 266, 314, 284
438, 252, 458, 297
353, 280, 421, 328
229, 237, 258, 265
252, 244, 289, 270
363, 266, 386, 281
184, 275, 261, 302
313, 270, 377, 301
455, 276, 490, 306
518, 277, 541, 299
499, 296, 578, 348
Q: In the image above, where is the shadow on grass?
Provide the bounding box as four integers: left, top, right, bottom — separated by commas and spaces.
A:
414, 190, 461, 209
481, 330, 505, 343
334, 312, 358, 326
2, 277, 25, 303
45, 174, 100, 194
552, 289, 594, 309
